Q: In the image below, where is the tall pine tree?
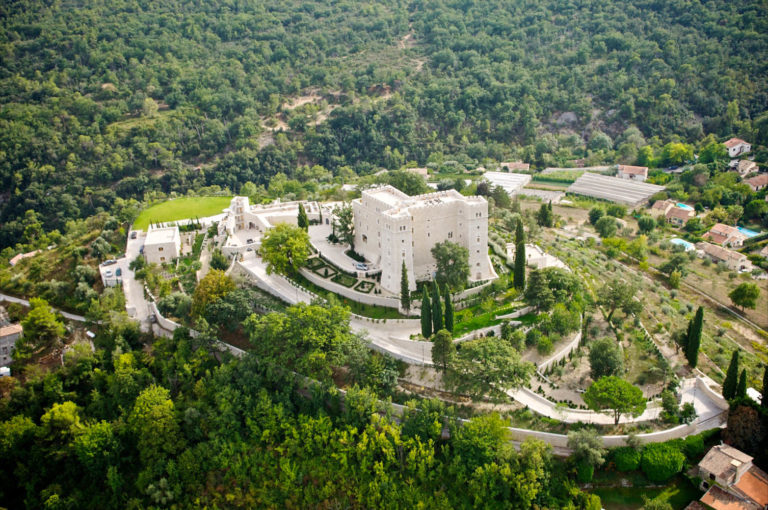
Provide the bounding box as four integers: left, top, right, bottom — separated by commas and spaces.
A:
513, 219, 526, 290
686, 307, 703, 368
723, 350, 740, 399
400, 261, 410, 311
737, 369, 747, 398
420, 288, 432, 338
444, 290, 454, 333
297, 203, 309, 231
431, 281, 443, 333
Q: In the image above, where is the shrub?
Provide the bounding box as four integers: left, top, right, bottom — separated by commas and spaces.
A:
641, 443, 685, 482
613, 447, 641, 472
682, 435, 705, 460
577, 460, 594, 482
537, 336, 553, 355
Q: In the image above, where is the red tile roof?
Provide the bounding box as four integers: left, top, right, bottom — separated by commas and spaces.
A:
745, 174, 768, 188
701, 486, 760, 510
618, 165, 649, 176
733, 467, 768, 508
724, 138, 748, 148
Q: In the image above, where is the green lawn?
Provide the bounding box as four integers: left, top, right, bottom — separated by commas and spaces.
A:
133, 196, 232, 230
590, 475, 700, 510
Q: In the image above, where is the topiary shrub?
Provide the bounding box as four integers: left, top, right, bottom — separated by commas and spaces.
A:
641, 443, 685, 482
613, 447, 641, 472
577, 460, 594, 482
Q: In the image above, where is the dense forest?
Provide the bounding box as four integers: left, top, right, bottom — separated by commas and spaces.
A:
0, 302, 600, 509
1, 0, 767, 248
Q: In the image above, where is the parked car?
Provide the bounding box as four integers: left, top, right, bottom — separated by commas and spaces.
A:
139, 247, 144, 254
104, 270, 113, 278
355, 263, 368, 271
115, 268, 122, 277
102, 259, 118, 266
246, 238, 254, 244
130, 231, 137, 239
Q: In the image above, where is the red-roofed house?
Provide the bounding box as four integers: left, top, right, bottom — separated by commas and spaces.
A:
694, 444, 768, 510
734, 160, 758, 178
666, 206, 695, 227
703, 223, 748, 248
724, 138, 751, 158
616, 165, 649, 182
745, 174, 768, 192
0, 323, 22, 367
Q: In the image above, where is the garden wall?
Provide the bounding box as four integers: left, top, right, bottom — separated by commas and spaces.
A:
694, 377, 729, 411
454, 324, 503, 343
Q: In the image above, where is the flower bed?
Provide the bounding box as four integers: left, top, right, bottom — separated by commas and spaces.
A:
354, 280, 375, 294
312, 265, 338, 279
332, 273, 358, 288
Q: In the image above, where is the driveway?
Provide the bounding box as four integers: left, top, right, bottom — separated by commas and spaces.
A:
123, 230, 152, 332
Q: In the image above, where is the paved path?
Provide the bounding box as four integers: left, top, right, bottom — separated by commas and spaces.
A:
235, 252, 431, 365
124, 230, 152, 332
0, 292, 88, 323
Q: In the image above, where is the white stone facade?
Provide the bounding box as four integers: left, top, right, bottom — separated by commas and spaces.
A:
143, 226, 181, 264
352, 186, 495, 294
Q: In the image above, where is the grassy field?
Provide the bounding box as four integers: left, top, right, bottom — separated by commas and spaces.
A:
133, 196, 232, 230
590, 475, 700, 510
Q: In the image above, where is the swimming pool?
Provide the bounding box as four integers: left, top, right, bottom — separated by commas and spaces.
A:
675, 203, 694, 211
737, 226, 760, 238
670, 238, 695, 251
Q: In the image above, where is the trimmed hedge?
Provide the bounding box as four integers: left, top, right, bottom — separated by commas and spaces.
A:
613, 447, 641, 472
577, 460, 595, 482
641, 443, 685, 482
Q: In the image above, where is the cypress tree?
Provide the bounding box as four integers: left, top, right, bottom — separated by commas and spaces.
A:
431, 281, 443, 333
761, 366, 768, 409
737, 369, 747, 398
420, 288, 432, 338
444, 290, 454, 333
515, 218, 525, 245
686, 307, 703, 368
297, 203, 309, 231
514, 241, 526, 290
400, 261, 410, 311
723, 350, 740, 400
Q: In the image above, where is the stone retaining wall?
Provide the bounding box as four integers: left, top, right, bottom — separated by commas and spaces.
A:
300, 267, 400, 308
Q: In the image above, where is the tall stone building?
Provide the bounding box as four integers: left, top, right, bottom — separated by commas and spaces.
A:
352, 186, 495, 294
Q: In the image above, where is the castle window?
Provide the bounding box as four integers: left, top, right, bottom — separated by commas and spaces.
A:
159, 247, 164, 252
362, 234, 368, 243
448, 232, 453, 238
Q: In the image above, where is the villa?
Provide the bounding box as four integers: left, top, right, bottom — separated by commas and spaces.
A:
649, 199, 675, 217
696, 242, 752, 272
745, 174, 768, 192
666, 206, 695, 227
616, 164, 649, 182
144, 225, 180, 264
352, 186, 495, 294
219, 197, 321, 255
724, 138, 751, 159
0, 306, 21, 368
703, 223, 748, 248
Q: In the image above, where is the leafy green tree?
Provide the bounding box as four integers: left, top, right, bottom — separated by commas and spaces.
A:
536, 201, 554, 227
588, 207, 605, 226
445, 337, 533, 402
584, 376, 647, 425
431, 281, 443, 333
737, 369, 747, 398
685, 307, 703, 368
699, 142, 728, 164
332, 203, 355, 248
723, 350, 740, 400
599, 278, 641, 322
431, 329, 455, 373
594, 216, 618, 238
297, 202, 309, 231
420, 288, 432, 338
259, 223, 311, 275
729, 283, 760, 312
128, 385, 184, 466
524, 269, 554, 311
637, 215, 656, 234
400, 261, 410, 311
660, 142, 694, 166
209, 249, 229, 271
191, 269, 235, 317
669, 270, 681, 289
243, 303, 353, 383
606, 204, 626, 218
431, 241, 470, 291
589, 338, 624, 379
16, 298, 66, 361
642, 495, 673, 510
444, 291, 454, 333
567, 429, 606, 470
